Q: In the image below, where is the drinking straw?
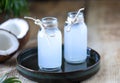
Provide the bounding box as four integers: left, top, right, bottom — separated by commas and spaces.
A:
24, 16, 51, 46
66, 8, 85, 32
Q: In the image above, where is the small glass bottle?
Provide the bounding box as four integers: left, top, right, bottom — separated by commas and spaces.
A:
64, 12, 87, 64
38, 17, 62, 71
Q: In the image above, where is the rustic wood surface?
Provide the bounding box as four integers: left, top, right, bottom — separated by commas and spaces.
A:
0, 0, 120, 83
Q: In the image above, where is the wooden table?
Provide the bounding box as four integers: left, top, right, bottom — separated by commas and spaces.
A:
0, 0, 120, 83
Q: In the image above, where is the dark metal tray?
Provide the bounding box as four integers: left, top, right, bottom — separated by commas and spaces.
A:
16, 47, 100, 83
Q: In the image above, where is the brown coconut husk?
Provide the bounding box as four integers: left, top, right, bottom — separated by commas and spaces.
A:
0, 23, 30, 63
0, 29, 19, 63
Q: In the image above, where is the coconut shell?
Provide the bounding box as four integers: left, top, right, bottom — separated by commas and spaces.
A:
0, 29, 19, 63
0, 28, 30, 63
0, 31, 30, 63
0, 19, 30, 63
19, 26, 30, 50
0, 51, 17, 63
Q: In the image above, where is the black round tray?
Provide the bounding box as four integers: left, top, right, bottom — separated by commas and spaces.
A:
16, 47, 100, 83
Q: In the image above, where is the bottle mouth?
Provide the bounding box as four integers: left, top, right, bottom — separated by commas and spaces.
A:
41, 17, 58, 28
42, 17, 57, 24
68, 11, 83, 18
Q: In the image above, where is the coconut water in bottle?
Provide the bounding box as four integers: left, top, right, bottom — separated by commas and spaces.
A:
64, 9, 87, 64
38, 17, 62, 71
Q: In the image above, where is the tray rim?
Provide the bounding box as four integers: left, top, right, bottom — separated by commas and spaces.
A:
16, 47, 100, 74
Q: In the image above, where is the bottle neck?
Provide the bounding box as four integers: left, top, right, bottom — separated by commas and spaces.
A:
41, 17, 58, 37
67, 12, 84, 24
42, 17, 58, 29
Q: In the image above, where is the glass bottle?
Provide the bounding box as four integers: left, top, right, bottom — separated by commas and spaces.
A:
38, 17, 62, 71
64, 12, 87, 64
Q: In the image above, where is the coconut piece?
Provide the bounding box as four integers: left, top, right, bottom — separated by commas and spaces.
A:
0, 18, 30, 62
0, 18, 29, 39
0, 18, 30, 49
0, 29, 19, 62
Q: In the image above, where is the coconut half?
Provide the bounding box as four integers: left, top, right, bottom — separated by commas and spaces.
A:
0, 29, 19, 62
0, 18, 30, 62
0, 29, 19, 55
0, 18, 29, 39
0, 18, 30, 49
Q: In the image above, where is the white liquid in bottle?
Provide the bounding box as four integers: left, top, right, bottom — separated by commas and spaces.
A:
38, 17, 62, 71
64, 12, 87, 64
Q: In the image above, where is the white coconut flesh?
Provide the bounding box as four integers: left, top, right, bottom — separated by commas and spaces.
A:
0, 18, 29, 39
0, 30, 19, 56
